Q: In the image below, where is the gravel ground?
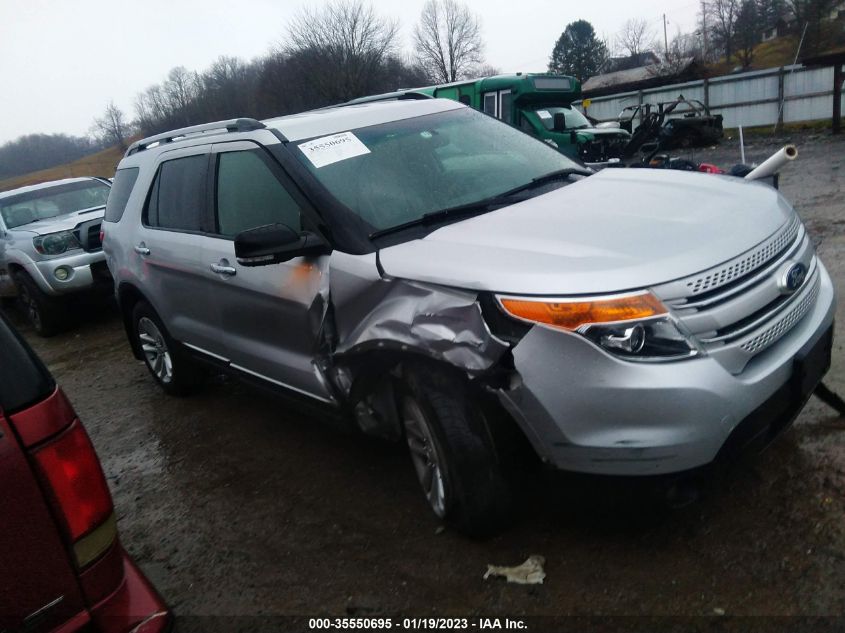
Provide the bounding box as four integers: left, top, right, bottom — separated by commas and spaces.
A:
10, 131, 845, 630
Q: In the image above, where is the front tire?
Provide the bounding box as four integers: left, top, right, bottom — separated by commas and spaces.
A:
131, 301, 203, 396
400, 363, 513, 537
13, 271, 61, 336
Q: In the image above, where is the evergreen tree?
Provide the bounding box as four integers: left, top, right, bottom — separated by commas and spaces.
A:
548, 20, 608, 81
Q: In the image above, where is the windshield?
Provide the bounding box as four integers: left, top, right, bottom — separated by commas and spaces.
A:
533, 106, 591, 131
293, 107, 580, 234
0, 180, 110, 229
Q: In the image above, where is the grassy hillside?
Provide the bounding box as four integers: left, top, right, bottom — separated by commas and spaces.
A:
706, 35, 801, 75
0, 140, 133, 192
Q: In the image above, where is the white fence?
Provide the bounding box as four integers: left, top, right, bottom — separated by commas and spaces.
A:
579, 64, 845, 129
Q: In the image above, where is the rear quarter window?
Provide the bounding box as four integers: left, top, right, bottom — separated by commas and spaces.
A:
0, 315, 54, 414
104, 167, 139, 222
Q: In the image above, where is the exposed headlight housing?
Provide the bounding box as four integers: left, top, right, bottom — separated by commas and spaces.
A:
33, 231, 82, 255
496, 291, 701, 361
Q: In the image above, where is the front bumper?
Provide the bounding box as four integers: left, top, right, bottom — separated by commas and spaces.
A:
497, 263, 836, 476
26, 250, 112, 296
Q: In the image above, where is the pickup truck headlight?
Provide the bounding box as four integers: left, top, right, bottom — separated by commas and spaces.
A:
496, 291, 700, 361
33, 231, 82, 255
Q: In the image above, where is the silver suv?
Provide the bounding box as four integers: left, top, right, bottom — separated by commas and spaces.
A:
103, 99, 835, 535
0, 177, 113, 335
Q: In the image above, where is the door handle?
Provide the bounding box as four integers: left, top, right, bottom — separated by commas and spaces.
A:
210, 263, 237, 276
134, 244, 150, 255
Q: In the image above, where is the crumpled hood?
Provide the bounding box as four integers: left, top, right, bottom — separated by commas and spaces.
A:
15, 207, 105, 236
378, 169, 796, 295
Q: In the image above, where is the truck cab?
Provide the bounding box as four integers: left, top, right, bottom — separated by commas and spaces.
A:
414, 73, 630, 166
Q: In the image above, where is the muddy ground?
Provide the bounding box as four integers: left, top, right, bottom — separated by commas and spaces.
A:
10, 131, 845, 630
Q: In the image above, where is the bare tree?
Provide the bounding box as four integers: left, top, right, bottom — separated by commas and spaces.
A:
284, 0, 399, 103
414, 0, 484, 83
91, 101, 129, 149
734, 0, 760, 68
706, 0, 741, 63
615, 18, 658, 58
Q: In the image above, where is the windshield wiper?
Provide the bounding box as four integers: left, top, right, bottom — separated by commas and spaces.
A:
369, 199, 502, 240
368, 168, 590, 241
496, 167, 592, 199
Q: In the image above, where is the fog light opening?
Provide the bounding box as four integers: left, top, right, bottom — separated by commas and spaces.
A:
54, 266, 72, 281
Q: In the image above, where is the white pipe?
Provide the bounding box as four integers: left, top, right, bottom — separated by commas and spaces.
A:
739, 126, 746, 164
745, 145, 798, 181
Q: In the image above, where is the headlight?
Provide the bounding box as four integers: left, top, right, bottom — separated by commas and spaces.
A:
497, 291, 701, 361
33, 231, 82, 255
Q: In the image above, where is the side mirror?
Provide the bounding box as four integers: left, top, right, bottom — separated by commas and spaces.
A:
234, 223, 330, 267
552, 112, 567, 132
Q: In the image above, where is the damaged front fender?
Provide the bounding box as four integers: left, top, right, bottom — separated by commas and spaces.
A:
322, 251, 511, 437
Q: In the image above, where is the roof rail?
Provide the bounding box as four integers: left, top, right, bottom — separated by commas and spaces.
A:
126, 118, 266, 156
338, 91, 432, 107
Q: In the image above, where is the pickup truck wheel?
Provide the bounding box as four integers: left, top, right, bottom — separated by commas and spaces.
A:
400, 364, 513, 537
13, 272, 61, 337
132, 301, 203, 396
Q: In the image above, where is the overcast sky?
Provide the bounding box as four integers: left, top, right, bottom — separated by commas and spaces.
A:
0, 0, 700, 145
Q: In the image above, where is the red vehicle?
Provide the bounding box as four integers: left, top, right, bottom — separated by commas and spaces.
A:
0, 313, 171, 633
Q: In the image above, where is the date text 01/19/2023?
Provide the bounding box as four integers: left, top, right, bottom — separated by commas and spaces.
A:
307, 617, 528, 630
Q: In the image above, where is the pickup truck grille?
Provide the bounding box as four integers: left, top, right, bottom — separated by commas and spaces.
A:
73, 219, 102, 252
579, 136, 628, 163
654, 216, 818, 374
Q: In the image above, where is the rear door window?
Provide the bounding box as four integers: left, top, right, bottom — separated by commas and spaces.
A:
104, 168, 137, 222
214, 150, 302, 237
144, 154, 209, 232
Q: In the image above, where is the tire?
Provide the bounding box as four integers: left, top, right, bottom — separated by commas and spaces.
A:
131, 301, 203, 396
399, 362, 513, 537
13, 271, 62, 337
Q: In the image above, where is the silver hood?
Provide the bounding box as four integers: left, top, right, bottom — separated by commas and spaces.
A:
15, 206, 106, 236
378, 169, 796, 295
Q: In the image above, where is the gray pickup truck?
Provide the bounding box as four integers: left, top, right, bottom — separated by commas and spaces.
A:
0, 177, 113, 335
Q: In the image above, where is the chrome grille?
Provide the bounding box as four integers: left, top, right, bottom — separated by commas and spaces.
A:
739, 273, 820, 354
654, 215, 820, 374
685, 216, 800, 295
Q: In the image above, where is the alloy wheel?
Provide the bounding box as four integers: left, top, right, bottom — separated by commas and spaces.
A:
18, 284, 42, 331
137, 317, 173, 384
402, 397, 447, 518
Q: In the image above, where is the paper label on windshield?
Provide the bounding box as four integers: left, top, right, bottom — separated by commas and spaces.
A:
537, 110, 552, 120
298, 131, 370, 168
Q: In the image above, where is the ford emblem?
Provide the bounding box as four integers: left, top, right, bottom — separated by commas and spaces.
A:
778, 262, 807, 295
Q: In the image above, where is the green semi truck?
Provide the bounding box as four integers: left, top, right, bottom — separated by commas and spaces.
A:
349, 73, 630, 166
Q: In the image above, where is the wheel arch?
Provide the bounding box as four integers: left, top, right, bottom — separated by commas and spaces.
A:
117, 282, 153, 360
333, 345, 532, 461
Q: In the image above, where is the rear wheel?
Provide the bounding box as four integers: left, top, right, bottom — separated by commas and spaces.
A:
131, 301, 203, 396
400, 363, 513, 537
13, 272, 62, 337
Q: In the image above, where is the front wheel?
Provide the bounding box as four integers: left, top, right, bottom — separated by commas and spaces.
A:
13, 271, 62, 336
400, 363, 513, 537
131, 301, 203, 396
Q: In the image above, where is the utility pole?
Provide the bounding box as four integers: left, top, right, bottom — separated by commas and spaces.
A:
701, 0, 708, 61
663, 14, 669, 58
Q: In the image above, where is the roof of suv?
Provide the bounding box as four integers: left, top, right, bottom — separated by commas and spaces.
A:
118, 99, 465, 167
265, 98, 462, 142
0, 177, 106, 200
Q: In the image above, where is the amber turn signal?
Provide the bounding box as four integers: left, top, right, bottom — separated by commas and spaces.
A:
498, 292, 667, 331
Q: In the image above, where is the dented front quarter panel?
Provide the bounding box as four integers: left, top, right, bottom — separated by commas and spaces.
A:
326, 251, 509, 374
